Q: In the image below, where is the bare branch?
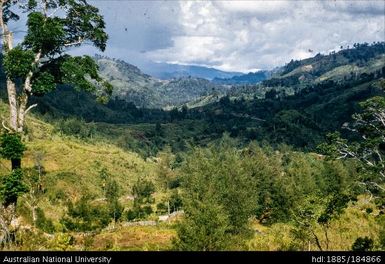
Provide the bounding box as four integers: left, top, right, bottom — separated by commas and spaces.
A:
369, 182, 385, 192
64, 37, 85, 48
1, 120, 11, 132
25, 104, 38, 116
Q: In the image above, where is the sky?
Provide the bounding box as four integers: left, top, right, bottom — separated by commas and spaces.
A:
12, 0, 385, 73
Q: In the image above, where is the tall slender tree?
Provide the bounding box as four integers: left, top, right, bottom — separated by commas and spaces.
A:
0, 0, 111, 170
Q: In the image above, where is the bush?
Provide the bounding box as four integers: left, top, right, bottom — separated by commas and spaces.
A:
156, 202, 168, 214
132, 179, 155, 202
126, 209, 137, 221
36, 207, 55, 234
142, 205, 153, 215
0, 169, 29, 206
168, 178, 181, 189
56, 118, 95, 139
125, 205, 153, 221
0, 133, 26, 160
173, 199, 232, 251
169, 191, 182, 213
61, 196, 111, 231
352, 237, 374, 251
108, 200, 123, 222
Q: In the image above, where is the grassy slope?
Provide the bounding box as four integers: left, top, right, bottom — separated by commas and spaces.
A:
0, 100, 177, 250
248, 196, 380, 250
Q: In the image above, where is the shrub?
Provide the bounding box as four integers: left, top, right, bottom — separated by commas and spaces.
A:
132, 179, 155, 202
0, 133, 26, 161
36, 207, 55, 234
61, 196, 111, 231
169, 191, 182, 213
352, 237, 374, 251
156, 202, 168, 214
125, 205, 153, 221
0, 169, 29, 206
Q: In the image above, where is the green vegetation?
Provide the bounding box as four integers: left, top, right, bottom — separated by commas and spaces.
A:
95, 55, 225, 109
0, 41, 383, 251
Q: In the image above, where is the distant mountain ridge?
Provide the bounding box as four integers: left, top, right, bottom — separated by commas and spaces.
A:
267, 42, 385, 85
94, 55, 228, 108
94, 42, 385, 109
212, 70, 271, 85
139, 62, 243, 80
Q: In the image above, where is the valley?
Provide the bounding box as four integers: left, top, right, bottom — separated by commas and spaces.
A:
0, 40, 384, 251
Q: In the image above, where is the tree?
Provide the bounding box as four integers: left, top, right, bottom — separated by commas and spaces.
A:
173, 198, 231, 251
0, 169, 28, 207
317, 81, 385, 248
0, 0, 111, 170
318, 85, 385, 200
174, 137, 257, 250
23, 152, 46, 227
0, 133, 26, 169
132, 178, 155, 203
156, 147, 176, 191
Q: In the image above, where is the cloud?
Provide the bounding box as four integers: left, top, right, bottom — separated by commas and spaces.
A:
143, 0, 385, 72
322, 1, 385, 16
10, 0, 378, 73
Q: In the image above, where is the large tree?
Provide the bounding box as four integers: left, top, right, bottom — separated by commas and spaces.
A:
0, 0, 111, 170
318, 80, 385, 201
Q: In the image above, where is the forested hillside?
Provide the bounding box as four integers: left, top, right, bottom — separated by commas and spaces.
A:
15, 42, 383, 156
94, 55, 228, 108
0, 40, 384, 251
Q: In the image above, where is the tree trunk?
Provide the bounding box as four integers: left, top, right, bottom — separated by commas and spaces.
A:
11, 159, 21, 170
7, 79, 18, 131
32, 206, 37, 226
0, 204, 16, 248
323, 225, 330, 250
18, 52, 41, 133
0, 2, 18, 133
311, 230, 323, 251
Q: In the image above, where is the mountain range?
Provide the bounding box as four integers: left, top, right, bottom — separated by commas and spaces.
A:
138, 61, 243, 80
212, 70, 271, 85
94, 55, 229, 109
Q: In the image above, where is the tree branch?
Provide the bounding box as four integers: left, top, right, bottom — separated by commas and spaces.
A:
64, 37, 85, 48
1, 119, 11, 132
24, 104, 38, 116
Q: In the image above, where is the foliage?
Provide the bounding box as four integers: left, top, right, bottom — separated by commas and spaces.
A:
352, 237, 374, 251
0, 169, 28, 206
156, 147, 176, 190
61, 196, 111, 232
318, 88, 385, 200
2, 47, 35, 81
173, 199, 232, 251
24, 11, 65, 55
174, 137, 257, 250
47, 233, 75, 251
126, 178, 156, 221
132, 179, 155, 203
105, 179, 119, 202
56, 118, 96, 139
126, 205, 153, 221
0, 133, 26, 160
35, 207, 55, 234
61, 56, 106, 94
32, 71, 56, 95
0, 41, 383, 251
169, 191, 183, 213
107, 199, 123, 222
0, 0, 111, 142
